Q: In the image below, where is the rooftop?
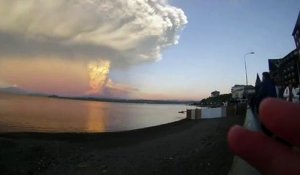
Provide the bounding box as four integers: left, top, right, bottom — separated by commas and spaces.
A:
292, 10, 300, 35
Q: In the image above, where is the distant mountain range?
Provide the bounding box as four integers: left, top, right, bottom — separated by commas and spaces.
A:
52, 96, 195, 105
0, 86, 28, 95
0, 87, 196, 104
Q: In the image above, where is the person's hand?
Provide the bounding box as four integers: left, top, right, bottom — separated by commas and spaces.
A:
228, 98, 300, 175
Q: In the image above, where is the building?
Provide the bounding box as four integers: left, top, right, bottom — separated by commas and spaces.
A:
292, 11, 300, 50
292, 10, 300, 85
231, 85, 255, 100
269, 11, 300, 87
231, 85, 245, 99
211, 90, 220, 97
269, 49, 299, 86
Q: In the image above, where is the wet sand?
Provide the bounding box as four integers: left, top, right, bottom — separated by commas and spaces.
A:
0, 116, 244, 175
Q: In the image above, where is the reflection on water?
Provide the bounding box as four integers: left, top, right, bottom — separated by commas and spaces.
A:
86, 102, 107, 132
0, 93, 187, 133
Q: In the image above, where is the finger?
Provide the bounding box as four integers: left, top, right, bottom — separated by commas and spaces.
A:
260, 98, 300, 146
228, 125, 300, 175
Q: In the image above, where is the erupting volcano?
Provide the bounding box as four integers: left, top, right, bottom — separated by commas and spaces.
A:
87, 60, 110, 95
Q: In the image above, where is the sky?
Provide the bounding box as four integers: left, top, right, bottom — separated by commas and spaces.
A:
0, 0, 299, 100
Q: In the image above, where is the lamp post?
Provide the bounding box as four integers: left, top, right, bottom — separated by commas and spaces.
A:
244, 52, 255, 86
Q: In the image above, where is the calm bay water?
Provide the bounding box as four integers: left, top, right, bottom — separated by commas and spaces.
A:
0, 93, 187, 133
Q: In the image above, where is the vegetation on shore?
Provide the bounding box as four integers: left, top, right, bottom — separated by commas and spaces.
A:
192, 93, 233, 107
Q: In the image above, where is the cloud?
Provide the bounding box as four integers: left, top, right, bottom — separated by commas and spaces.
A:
0, 0, 187, 67
0, 80, 15, 88
101, 79, 140, 98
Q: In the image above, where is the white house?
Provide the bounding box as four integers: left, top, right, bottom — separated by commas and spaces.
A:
231, 85, 255, 100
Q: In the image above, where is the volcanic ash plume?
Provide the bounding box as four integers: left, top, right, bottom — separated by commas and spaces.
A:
87, 60, 110, 95
0, 0, 187, 66
0, 0, 187, 97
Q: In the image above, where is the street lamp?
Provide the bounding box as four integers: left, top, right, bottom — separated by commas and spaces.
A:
244, 52, 255, 86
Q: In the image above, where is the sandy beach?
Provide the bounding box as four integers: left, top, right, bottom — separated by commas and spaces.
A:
0, 116, 244, 175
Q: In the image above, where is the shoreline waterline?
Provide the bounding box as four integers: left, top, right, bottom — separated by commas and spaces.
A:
0, 118, 188, 137
0, 92, 187, 133
0, 116, 245, 175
